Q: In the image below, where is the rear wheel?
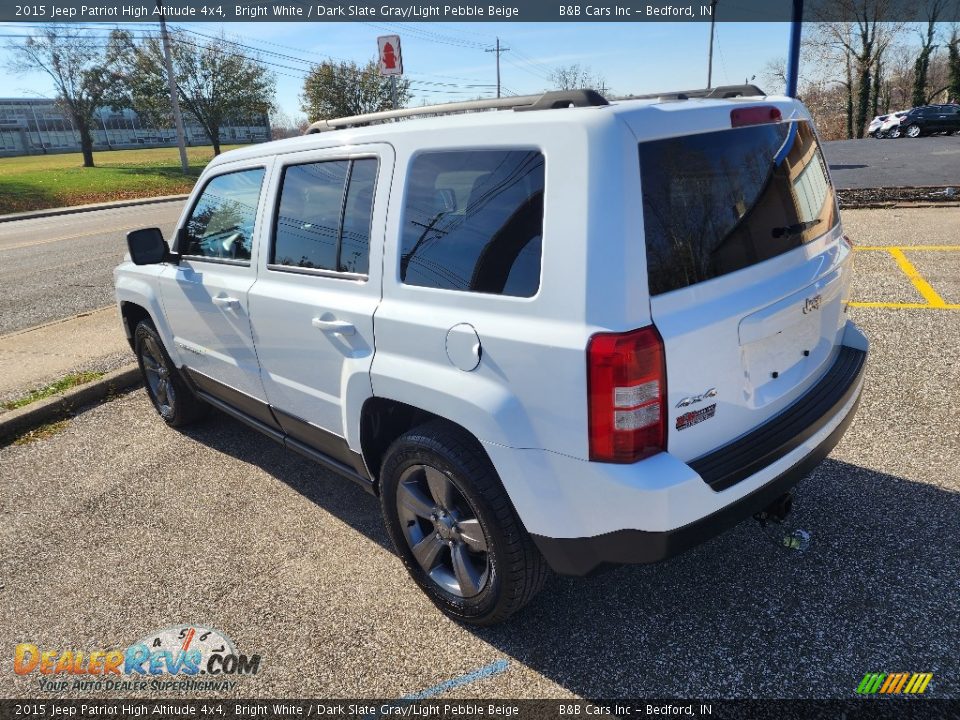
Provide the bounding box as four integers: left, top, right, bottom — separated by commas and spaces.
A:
379, 420, 547, 625
134, 321, 207, 427
888, 126, 902, 138
905, 124, 922, 138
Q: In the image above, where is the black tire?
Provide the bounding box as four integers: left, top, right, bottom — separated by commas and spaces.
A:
379, 420, 548, 625
134, 320, 207, 427
904, 123, 922, 138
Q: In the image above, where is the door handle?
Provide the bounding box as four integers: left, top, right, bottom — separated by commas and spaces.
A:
212, 296, 239, 308
312, 317, 356, 336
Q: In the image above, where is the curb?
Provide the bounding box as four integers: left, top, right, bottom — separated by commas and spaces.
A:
0, 195, 189, 224
0, 364, 142, 442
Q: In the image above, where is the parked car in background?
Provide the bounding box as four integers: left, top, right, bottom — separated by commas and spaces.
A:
877, 111, 909, 138
867, 114, 890, 137
899, 105, 960, 137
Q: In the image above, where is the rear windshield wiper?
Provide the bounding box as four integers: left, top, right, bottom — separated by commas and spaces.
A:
771, 219, 822, 238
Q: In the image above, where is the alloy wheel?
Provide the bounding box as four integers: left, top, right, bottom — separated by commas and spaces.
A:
395, 464, 490, 598
906, 124, 921, 138
140, 336, 176, 419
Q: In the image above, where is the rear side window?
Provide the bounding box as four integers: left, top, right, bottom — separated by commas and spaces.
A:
400, 150, 544, 297
182, 168, 265, 262
272, 158, 378, 274
639, 120, 838, 296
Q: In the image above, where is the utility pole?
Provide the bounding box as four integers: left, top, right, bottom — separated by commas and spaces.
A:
706, 0, 718, 88
485, 37, 510, 98
157, 0, 189, 173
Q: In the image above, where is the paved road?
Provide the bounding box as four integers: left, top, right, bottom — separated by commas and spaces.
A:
1, 207, 958, 700
0, 201, 183, 335
822, 135, 960, 190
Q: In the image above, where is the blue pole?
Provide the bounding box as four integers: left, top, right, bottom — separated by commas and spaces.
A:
786, 0, 804, 97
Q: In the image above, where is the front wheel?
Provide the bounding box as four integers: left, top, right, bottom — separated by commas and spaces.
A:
134, 320, 207, 427
379, 420, 547, 625
905, 124, 922, 138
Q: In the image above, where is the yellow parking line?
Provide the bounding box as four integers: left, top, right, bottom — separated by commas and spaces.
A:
850, 302, 960, 309
855, 245, 960, 251
886, 248, 948, 307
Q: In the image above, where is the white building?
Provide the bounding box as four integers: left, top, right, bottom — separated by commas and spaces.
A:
0, 98, 270, 156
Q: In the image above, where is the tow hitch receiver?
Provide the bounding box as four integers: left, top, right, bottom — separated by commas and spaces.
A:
754, 492, 794, 525
754, 491, 811, 552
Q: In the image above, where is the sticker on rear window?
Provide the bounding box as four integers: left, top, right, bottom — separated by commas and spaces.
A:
676, 403, 716, 431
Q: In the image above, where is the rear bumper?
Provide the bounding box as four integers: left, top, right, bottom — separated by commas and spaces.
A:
527, 336, 867, 576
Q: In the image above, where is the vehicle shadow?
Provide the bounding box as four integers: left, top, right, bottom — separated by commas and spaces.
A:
183, 412, 959, 698
179, 409, 393, 552
476, 458, 960, 698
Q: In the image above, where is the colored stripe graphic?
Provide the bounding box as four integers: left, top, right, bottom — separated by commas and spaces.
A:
857, 672, 932, 694
402, 659, 510, 700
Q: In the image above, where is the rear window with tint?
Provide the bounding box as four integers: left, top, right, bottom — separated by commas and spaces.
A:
639, 120, 838, 296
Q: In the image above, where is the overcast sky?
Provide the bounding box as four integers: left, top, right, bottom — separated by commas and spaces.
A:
1, 21, 795, 119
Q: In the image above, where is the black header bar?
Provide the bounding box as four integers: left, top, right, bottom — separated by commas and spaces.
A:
3, 0, 960, 23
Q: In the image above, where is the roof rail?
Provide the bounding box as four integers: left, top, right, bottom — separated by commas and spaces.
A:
628, 84, 767, 101
305, 89, 609, 134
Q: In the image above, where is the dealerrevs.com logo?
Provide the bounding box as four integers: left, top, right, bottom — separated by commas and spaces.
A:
14, 625, 262, 693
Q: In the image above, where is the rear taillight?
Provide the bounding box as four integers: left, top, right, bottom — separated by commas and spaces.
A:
842, 234, 854, 249
587, 326, 667, 463
731, 106, 782, 127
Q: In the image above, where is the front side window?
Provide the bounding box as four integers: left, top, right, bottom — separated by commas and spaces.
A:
182, 168, 265, 261
272, 158, 378, 274
639, 120, 838, 296
400, 150, 544, 298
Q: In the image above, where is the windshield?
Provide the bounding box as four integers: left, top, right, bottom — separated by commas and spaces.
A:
639, 120, 839, 296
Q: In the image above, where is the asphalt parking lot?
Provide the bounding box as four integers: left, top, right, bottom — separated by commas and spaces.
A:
1, 207, 958, 700
822, 135, 960, 189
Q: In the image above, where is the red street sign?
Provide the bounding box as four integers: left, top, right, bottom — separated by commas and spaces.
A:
377, 35, 403, 76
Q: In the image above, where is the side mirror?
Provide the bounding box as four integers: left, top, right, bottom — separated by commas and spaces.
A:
127, 227, 176, 265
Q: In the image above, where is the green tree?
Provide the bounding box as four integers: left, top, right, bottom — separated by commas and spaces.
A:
113, 31, 274, 155
300, 59, 411, 121
6, 25, 125, 167
911, 0, 947, 107
948, 31, 960, 104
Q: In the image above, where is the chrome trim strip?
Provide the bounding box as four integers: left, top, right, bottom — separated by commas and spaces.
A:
265, 264, 368, 282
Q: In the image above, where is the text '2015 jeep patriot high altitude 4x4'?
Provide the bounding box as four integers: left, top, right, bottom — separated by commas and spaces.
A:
115, 86, 868, 625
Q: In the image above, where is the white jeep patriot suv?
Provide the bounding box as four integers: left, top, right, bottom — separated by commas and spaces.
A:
115, 86, 868, 625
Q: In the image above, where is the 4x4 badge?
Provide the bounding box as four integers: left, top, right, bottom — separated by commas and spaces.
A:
676, 388, 717, 409
803, 293, 822, 314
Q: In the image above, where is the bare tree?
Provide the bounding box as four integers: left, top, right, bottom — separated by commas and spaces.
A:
269, 109, 309, 140
760, 57, 787, 95
548, 64, 610, 94
808, 1, 903, 138
6, 25, 124, 167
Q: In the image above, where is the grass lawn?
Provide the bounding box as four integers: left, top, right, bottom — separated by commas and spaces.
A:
0, 145, 245, 215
